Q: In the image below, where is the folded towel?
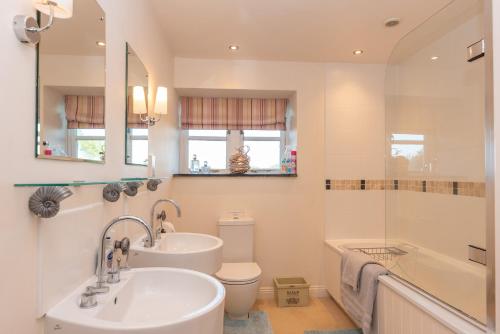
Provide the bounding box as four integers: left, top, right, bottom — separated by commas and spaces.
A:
341, 263, 388, 334
341, 250, 378, 292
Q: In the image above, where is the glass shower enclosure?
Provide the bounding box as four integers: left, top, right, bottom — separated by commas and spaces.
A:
385, 0, 487, 324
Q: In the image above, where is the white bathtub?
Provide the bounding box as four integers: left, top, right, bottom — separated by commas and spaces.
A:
324, 239, 486, 334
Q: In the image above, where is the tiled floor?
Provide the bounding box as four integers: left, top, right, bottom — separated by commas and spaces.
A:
252, 297, 356, 334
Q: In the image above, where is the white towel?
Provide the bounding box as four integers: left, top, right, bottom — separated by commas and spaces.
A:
162, 221, 176, 233
341, 263, 387, 334
341, 250, 378, 292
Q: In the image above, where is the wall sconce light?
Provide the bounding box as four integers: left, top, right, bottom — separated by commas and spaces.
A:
133, 86, 148, 115
133, 86, 168, 126
13, 0, 73, 45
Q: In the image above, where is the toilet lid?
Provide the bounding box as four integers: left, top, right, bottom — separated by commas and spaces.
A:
215, 262, 261, 283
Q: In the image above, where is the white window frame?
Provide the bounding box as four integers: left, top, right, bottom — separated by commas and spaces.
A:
180, 129, 286, 173
126, 128, 149, 165
67, 129, 106, 160
243, 130, 285, 172
180, 130, 230, 172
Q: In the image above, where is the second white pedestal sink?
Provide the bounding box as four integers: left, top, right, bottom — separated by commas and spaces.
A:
45, 268, 225, 334
129, 233, 223, 275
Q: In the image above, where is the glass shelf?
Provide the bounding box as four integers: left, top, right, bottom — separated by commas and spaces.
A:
15, 180, 122, 187
14, 176, 168, 188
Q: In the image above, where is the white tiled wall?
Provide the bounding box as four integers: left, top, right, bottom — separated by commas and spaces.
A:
324, 63, 387, 240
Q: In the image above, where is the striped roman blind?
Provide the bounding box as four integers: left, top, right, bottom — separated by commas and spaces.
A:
180, 97, 287, 130
65, 95, 105, 129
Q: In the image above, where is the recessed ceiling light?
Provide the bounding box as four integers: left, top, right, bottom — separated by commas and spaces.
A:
96, 41, 106, 47
229, 45, 239, 51
353, 49, 364, 56
431, 56, 439, 61
384, 18, 401, 27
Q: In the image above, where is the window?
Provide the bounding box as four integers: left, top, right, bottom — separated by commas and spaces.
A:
128, 129, 149, 165
391, 133, 425, 172
72, 129, 106, 161
186, 130, 227, 170
181, 129, 285, 173
243, 130, 283, 170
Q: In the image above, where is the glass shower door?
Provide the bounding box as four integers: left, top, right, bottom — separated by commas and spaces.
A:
385, 0, 486, 324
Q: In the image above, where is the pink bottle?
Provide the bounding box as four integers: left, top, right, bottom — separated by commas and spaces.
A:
290, 150, 297, 174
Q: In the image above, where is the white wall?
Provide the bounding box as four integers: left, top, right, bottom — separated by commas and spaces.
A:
324, 63, 386, 240
0, 1, 178, 333
40, 55, 106, 87
173, 58, 386, 290
42, 86, 67, 154
493, 0, 500, 330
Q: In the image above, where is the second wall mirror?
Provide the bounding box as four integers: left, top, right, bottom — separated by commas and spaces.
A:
125, 43, 149, 166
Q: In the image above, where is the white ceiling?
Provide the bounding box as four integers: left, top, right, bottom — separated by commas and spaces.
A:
149, 0, 452, 64
40, 0, 105, 56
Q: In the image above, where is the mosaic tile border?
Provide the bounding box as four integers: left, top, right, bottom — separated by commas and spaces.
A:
325, 179, 485, 198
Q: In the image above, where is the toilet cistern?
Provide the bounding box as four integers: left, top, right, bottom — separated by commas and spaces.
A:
149, 199, 182, 241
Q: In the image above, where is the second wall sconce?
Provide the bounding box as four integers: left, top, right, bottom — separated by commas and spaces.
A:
133, 86, 168, 126
14, 0, 73, 45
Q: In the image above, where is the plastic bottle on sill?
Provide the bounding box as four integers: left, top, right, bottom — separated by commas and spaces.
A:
43, 141, 52, 156
281, 147, 289, 173
290, 150, 297, 174
286, 153, 292, 174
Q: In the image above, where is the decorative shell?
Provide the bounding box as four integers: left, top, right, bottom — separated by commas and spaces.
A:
147, 179, 162, 191
28, 186, 73, 218
229, 146, 251, 174
123, 182, 144, 197
103, 183, 125, 202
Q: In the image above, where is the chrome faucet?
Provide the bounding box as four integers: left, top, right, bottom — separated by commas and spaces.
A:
150, 199, 182, 240
93, 215, 154, 294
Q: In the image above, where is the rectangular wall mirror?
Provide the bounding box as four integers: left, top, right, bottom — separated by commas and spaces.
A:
125, 43, 149, 166
36, 0, 106, 163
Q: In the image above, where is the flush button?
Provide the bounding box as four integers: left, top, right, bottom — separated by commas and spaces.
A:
467, 39, 485, 62
468, 245, 486, 265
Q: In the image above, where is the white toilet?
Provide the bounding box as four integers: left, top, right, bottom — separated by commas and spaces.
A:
215, 214, 262, 319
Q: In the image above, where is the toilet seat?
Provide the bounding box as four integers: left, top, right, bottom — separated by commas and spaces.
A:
215, 262, 261, 285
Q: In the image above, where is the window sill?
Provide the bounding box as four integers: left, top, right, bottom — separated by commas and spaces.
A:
173, 173, 297, 178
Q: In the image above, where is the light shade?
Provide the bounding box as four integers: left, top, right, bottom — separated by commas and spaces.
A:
34, 0, 73, 19
154, 87, 168, 115
132, 86, 147, 115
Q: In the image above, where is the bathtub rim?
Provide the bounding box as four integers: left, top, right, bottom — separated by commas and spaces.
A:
325, 238, 486, 278
325, 238, 486, 333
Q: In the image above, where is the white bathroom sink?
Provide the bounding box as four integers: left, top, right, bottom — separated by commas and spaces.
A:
129, 232, 223, 274
45, 268, 225, 334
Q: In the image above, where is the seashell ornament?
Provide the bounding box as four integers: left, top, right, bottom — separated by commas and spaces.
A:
147, 179, 162, 191
123, 181, 144, 197
103, 183, 126, 202
28, 186, 73, 218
